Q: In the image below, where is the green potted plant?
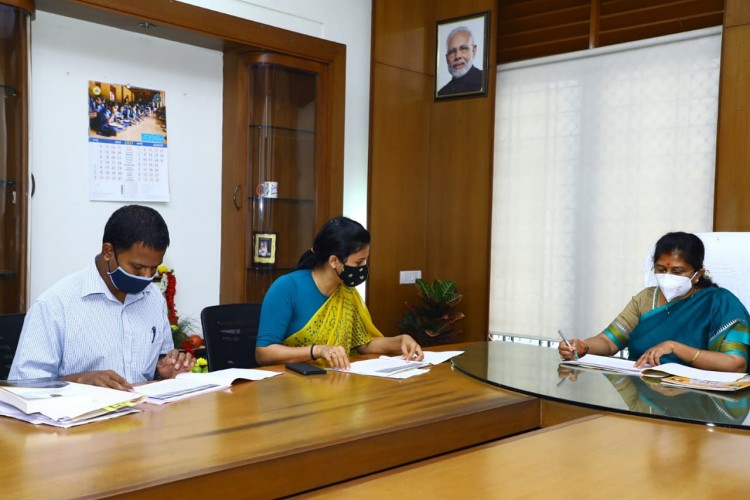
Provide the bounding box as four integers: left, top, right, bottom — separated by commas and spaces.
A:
397, 278, 465, 346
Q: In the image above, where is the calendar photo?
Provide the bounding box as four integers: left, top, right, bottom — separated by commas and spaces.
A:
88, 80, 170, 202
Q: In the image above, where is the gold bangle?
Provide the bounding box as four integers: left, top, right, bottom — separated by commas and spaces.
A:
690, 349, 701, 364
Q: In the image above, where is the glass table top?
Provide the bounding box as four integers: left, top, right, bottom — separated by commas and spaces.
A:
451, 341, 750, 430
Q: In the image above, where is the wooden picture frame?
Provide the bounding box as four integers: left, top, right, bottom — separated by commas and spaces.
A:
434, 11, 490, 100
253, 232, 277, 265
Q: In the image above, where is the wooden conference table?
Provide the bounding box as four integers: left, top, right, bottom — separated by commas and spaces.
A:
304, 341, 750, 497
2, 346, 540, 498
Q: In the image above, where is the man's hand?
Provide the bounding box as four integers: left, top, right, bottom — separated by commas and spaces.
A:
60, 370, 133, 391
156, 349, 195, 379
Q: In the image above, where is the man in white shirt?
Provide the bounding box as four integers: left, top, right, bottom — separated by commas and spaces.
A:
10, 205, 194, 390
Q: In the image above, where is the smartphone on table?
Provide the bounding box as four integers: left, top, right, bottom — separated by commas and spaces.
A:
285, 363, 327, 376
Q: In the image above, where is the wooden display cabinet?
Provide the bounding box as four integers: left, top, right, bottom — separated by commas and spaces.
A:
0, 1, 31, 314
221, 50, 343, 304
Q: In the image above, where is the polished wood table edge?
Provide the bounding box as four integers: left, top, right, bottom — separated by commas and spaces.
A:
108, 398, 540, 498
297, 413, 750, 498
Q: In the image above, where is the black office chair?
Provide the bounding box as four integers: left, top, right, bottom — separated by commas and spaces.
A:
200, 303, 261, 371
0, 313, 26, 380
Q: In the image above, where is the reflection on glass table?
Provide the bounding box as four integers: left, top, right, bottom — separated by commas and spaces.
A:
451, 341, 750, 429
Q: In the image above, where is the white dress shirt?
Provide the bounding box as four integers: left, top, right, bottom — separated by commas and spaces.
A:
9, 259, 173, 383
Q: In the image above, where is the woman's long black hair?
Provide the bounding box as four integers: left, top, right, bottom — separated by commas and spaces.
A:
296, 216, 370, 269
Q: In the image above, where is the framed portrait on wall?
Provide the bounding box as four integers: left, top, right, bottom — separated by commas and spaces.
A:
253, 232, 277, 266
434, 11, 490, 100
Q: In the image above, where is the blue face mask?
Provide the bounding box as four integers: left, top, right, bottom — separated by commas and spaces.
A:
107, 251, 155, 294
339, 264, 368, 287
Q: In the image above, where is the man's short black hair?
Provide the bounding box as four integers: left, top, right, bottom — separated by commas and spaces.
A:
103, 205, 170, 251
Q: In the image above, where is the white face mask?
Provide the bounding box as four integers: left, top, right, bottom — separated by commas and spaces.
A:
655, 271, 697, 302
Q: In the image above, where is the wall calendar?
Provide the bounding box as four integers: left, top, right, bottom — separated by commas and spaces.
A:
88, 80, 170, 202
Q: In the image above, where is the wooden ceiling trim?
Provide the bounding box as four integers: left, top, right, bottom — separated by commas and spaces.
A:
599, 15, 724, 47
499, 21, 589, 48
600, 0, 724, 16
499, 5, 589, 34
600, 2, 724, 31
498, 0, 725, 64
499, 0, 589, 19
499, 37, 591, 63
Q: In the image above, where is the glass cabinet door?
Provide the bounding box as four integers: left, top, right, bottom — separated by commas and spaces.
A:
0, 2, 30, 314
245, 57, 321, 302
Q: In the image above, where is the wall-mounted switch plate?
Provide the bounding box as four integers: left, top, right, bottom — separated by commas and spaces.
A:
399, 270, 422, 284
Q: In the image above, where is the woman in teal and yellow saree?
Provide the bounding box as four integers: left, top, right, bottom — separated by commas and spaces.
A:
255, 217, 422, 369
559, 232, 750, 373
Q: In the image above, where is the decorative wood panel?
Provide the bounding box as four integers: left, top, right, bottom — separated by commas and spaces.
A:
370, 0, 495, 343
427, 98, 493, 342
367, 63, 431, 334
372, 0, 434, 75
725, 0, 750, 27
498, 0, 724, 64
0, 0, 33, 12
714, 21, 750, 230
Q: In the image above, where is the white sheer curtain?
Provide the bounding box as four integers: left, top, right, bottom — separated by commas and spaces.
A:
490, 27, 722, 341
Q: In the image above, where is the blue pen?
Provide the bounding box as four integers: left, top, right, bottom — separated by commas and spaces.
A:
558, 329, 579, 359
151, 326, 156, 343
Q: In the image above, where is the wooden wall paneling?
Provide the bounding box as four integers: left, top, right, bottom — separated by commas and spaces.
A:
497, 0, 725, 64
427, 100, 493, 342
0, 0, 33, 13
599, 0, 723, 31
372, 0, 434, 75
725, 0, 750, 27
431, 0, 496, 343
499, 0, 589, 19
714, 24, 750, 230
598, 15, 724, 47
499, 36, 590, 63
498, 0, 590, 63
369, 0, 496, 342
367, 63, 431, 334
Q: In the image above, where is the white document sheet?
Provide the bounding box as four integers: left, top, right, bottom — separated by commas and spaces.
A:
337, 350, 465, 379
137, 368, 281, 404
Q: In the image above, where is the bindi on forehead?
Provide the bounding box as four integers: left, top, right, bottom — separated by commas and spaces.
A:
655, 251, 690, 269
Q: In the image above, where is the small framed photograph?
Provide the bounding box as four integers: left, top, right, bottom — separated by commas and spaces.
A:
435, 11, 490, 100
253, 232, 277, 265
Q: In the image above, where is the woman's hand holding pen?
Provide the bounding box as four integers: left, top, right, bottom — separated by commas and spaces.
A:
558, 338, 587, 360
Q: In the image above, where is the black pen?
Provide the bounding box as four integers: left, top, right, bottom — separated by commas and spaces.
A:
151, 326, 156, 343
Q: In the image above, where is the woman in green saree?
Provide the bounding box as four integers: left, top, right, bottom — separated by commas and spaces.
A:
559, 232, 750, 372
255, 217, 422, 369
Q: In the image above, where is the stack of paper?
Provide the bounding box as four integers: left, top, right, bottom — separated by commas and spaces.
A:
0, 381, 143, 428
136, 367, 281, 404
336, 350, 464, 379
561, 353, 749, 391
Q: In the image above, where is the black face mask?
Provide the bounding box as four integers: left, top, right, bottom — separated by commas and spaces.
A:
339, 264, 368, 287
107, 251, 155, 294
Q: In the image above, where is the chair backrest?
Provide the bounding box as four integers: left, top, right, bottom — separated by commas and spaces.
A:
0, 313, 26, 380
200, 303, 261, 371
643, 232, 750, 311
